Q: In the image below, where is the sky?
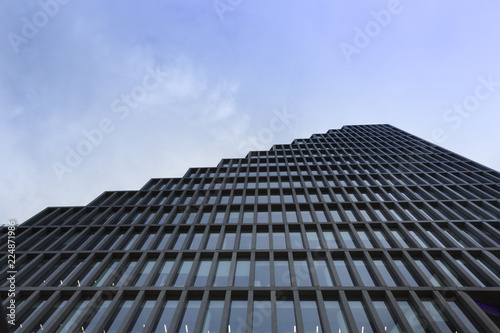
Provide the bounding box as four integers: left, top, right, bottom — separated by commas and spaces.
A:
1, 0, 500, 224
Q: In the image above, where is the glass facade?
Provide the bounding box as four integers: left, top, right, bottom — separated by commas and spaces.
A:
2, 124, 500, 332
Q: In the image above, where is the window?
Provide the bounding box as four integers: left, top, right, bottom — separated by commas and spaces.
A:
306, 231, 321, 249
372, 301, 402, 333
205, 233, 219, 249
193, 259, 211, 287
105, 299, 134, 333
333, 260, 354, 286
222, 233, 236, 249
128, 300, 155, 332
289, 232, 304, 249
252, 301, 272, 332
353, 260, 376, 286
254, 259, 271, 287
276, 301, 296, 333
154, 300, 178, 333
294, 260, 312, 286
300, 301, 323, 333
272, 232, 287, 249
274, 259, 292, 287
213, 259, 231, 286
228, 301, 247, 333
172, 259, 193, 287
202, 300, 224, 333
348, 300, 375, 333
234, 259, 250, 287
324, 301, 349, 333
313, 260, 334, 286
239, 232, 252, 250
178, 300, 202, 333
155, 259, 174, 286
256, 232, 270, 249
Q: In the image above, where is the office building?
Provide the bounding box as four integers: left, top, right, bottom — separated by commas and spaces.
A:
2, 124, 500, 332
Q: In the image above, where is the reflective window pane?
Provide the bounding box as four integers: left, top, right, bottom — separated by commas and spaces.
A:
202, 300, 225, 333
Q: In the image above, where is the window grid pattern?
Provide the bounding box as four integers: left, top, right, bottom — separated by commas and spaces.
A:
2, 124, 500, 332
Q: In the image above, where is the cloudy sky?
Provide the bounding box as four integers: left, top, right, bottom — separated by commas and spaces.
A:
2, 0, 500, 224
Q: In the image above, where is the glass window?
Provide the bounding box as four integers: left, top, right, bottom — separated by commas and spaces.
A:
373, 230, 391, 248
202, 300, 225, 333
213, 259, 231, 287
322, 230, 338, 248
178, 300, 202, 333
228, 300, 248, 333
330, 209, 342, 221
289, 232, 304, 249
37, 298, 69, 330
357, 230, 374, 248
189, 233, 203, 250
272, 232, 287, 249
154, 300, 178, 333
294, 260, 312, 286
234, 259, 250, 287
80, 300, 112, 332
276, 301, 296, 333
115, 260, 138, 286
155, 259, 174, 286
425, 229, 446, 247
408, 230, 431, 248
173, 233, 187, 250
301, 210, 314, 222
300, 301, 323, 333
252, 301, 272, 333
156, 233, 171, 250
193, 259, 211, 287
172, 259, 193, 287
93, 259, 119, 287
256, 233, 270, 249
348, 300, 375, 333
340, 230, 356, 248
55, 299, 90, 333
353, 260, 376, 286
243, 211, 254, 223
372, 301, 402, 333
396, 300, 426, 333
205, 233, 219, 250
106, 300, 134, 333
274, 260, 292, 287
254, 260, 271, 287
447, 301, 480, 333
456, 259, 486, 287
421, 299, 454, 333
306, 231, 321, 249
257, 211, 269, 223
286, 211, 298, 223
313, 260, 334, 286
333, 260, 354, 286
140, 234, 155, 250
394, 259, 419, 286
373, 260, 397, 286
390, 229, 410, 248
239, 233, 252, 250
414, 259, 443, 287
134, 260, 155, 286
271, 211, 283, 223
128, 300, 155, 332
435, 259, 463, 286
324, 301, 349, 333
222, 233, 236, 250
124, 233, 140, 250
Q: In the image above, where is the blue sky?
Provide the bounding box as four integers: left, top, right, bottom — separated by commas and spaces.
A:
2, 0, 500, 224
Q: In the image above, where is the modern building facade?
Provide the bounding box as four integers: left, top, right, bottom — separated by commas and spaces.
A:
2, 124, 500, 332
